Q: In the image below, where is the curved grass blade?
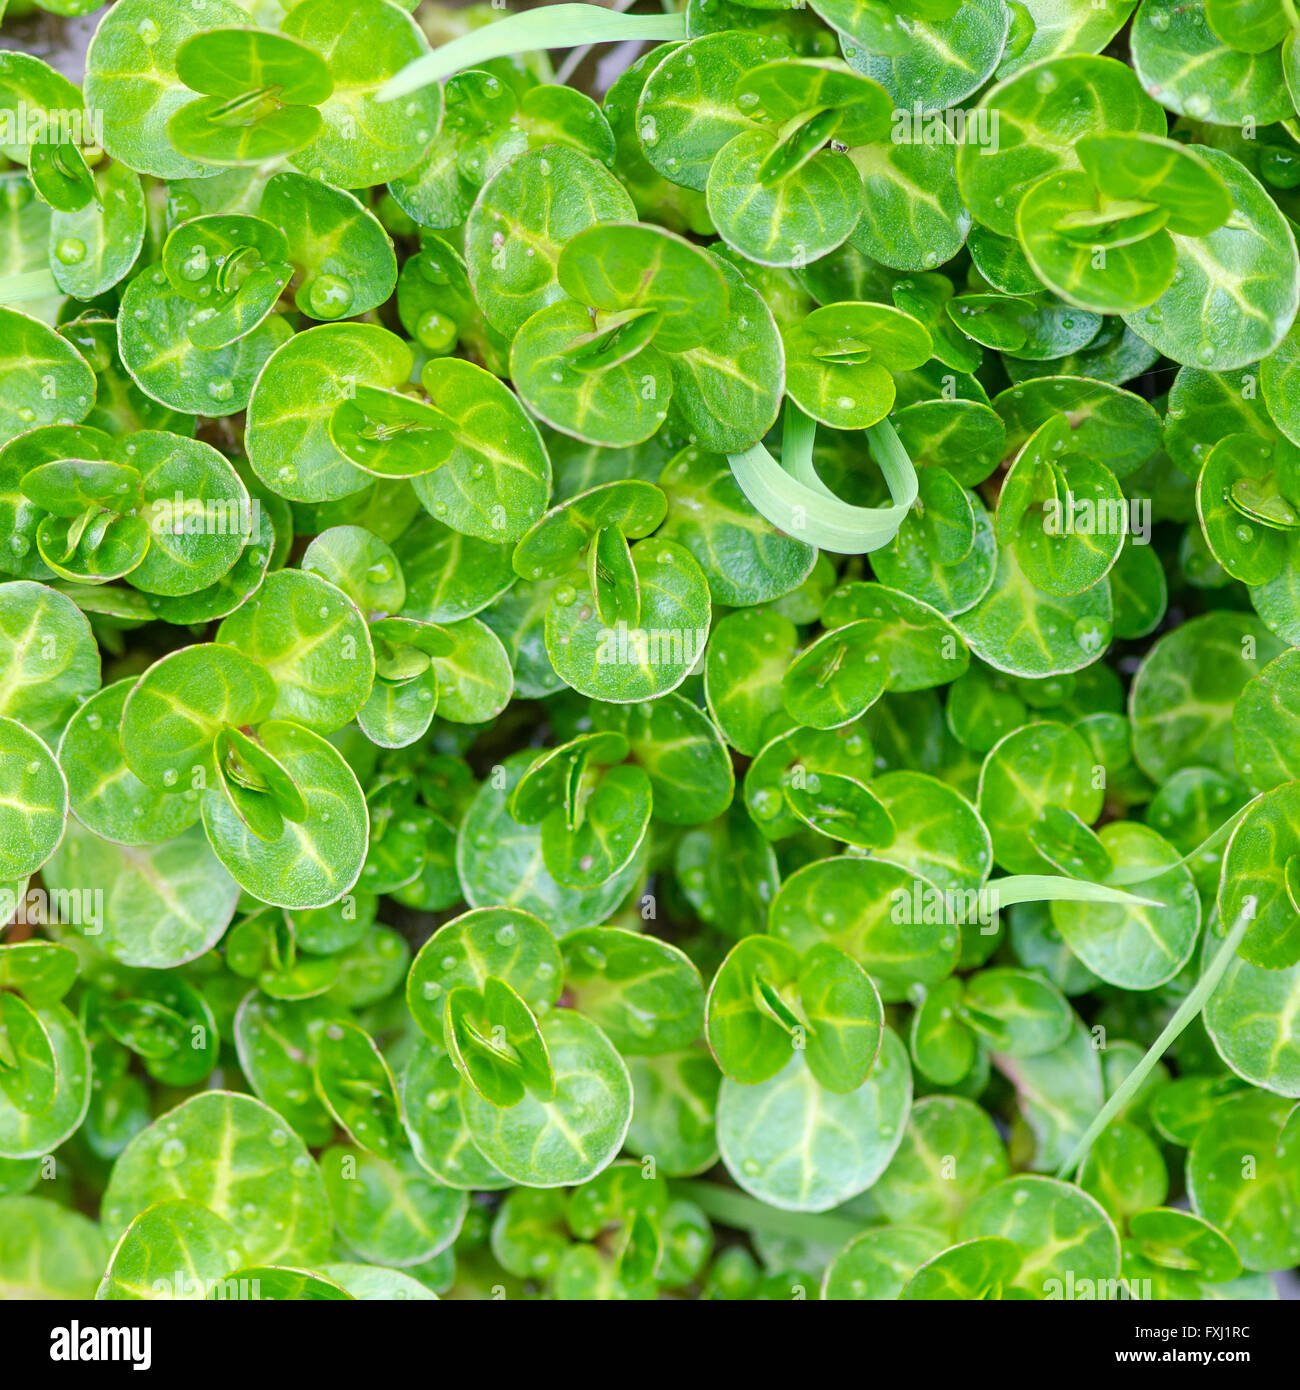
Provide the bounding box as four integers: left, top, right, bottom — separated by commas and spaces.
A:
727, 417, 919, 555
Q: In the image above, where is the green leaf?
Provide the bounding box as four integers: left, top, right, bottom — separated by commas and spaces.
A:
320, 1145, 466, 1267
1131, 611, 1284, 783
281, 0, 442, 189
1130, 0, 1290, 126
1121, 149, 1299, 372
959, 1174, 1121, 1297
0, 716, 66, 878
0, 1004, 90, 1160
563, 928, 705, 1056
0, 310, 96, 449
716, 1025, 911, 1212
201, 721, 369, 910
1187, 1091, 1300, 1272
770, 855, 961, 1000
101, 1091, 331, 1265
466, 147, 635, 339
900, 1236, 1023, 1299
97, 1200, 244, 1301
85, 0, 251, 181
0, 1196, 106, 1299
118, 265, 292, 419
460, 1009, 632, 1188
313, 1020, 401, 1157
44, 819, 238, 968
216, 569, 374, 734
246, 324, 412, 503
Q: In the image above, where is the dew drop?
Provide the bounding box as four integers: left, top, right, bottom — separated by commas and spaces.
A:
308, 274, 354, 320
416, 309, 457, 354
1072, 616, 1110, 656
158, 1138, 187, 1167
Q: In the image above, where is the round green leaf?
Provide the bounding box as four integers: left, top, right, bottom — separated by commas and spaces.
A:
465, 147, 636, 338
201, 721, 368, 911
1131, 610, 1284, 783
0, 1196, 106, 1299
0, 716, 67, 879
562, 927, 705, 1055
281, 0, 442, 189
1187, 1091, 1300, 1272
216, 569, 374, 734
101, 1091, 331, 1265
461, 1009, 633, 1188
959, 1174, 1121, 1297
85, 0, 251, 181
0, 309, 96, 448
770, 855, 961, 999
321, 1144, 466, 1266
716, 1025, 911, 1212
0, 1004, 90, 1160
246, 324, 412, 503
1050, 822, 1200, 988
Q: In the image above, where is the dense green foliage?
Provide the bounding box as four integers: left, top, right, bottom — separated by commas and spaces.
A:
1, 0, 1300, 1303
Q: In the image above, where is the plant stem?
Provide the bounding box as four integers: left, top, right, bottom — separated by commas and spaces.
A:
672, 1181, 864, 1247
1055, 906, 1253, 1180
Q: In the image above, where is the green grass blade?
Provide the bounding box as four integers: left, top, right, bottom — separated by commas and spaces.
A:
986, 875, 1164, 910
0, 270, 61, 304
1054, 906, 1254, 1181
378, 4, 687, 101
